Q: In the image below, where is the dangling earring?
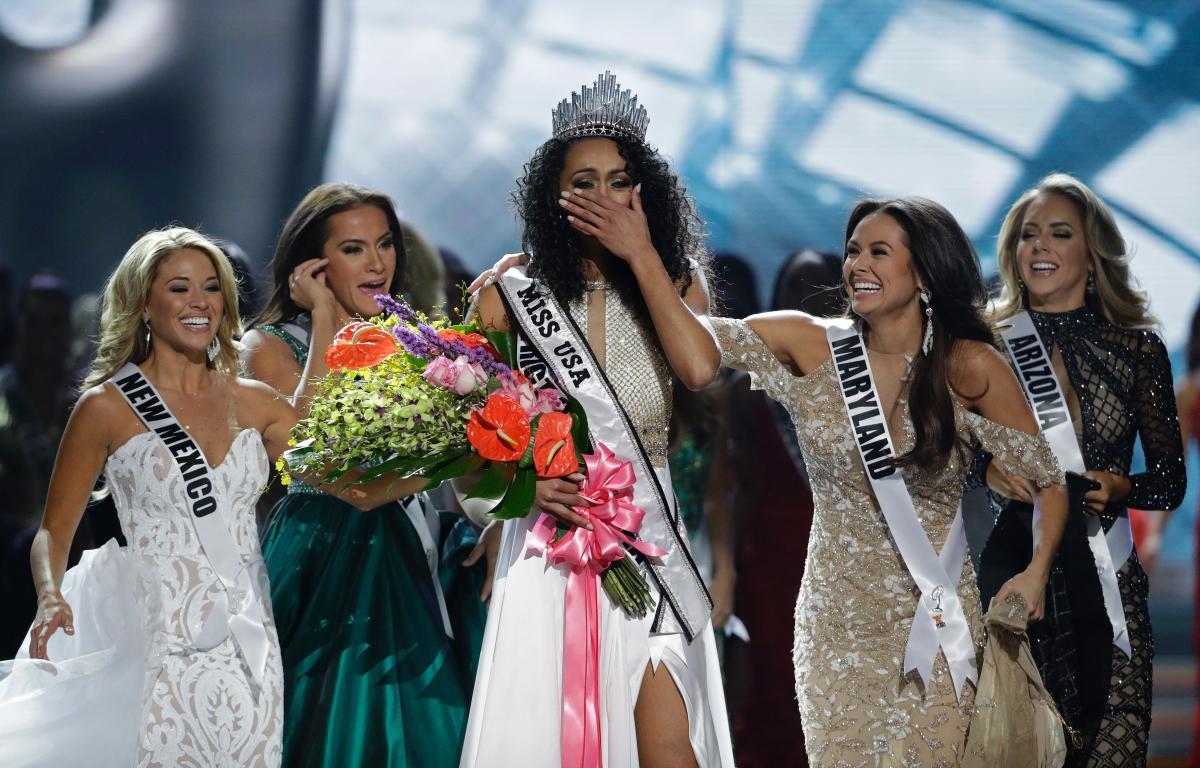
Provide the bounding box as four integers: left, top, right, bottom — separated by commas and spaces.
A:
1085, 271, 1096, 295
920, 289, 934, 356
142, 316, 152, 349
207, 335, 221, 363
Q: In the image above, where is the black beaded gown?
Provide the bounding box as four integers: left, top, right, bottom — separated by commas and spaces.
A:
976, 306, 1185, 767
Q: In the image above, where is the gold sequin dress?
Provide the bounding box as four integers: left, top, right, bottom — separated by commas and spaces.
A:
711, 317, 1062, 767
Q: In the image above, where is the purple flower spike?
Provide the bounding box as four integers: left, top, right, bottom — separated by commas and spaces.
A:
375, 294, 417, 324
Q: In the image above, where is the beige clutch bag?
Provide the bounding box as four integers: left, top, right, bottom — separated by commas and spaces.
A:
962, 594, 1070, 768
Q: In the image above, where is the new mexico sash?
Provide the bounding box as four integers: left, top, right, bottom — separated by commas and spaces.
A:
111, 363, 270, 683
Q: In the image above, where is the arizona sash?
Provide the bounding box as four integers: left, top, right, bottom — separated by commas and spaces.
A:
998, 311, 1131, 655
496, 267, 712, 640
826, 322, 977, 700
111, 363, 270, 683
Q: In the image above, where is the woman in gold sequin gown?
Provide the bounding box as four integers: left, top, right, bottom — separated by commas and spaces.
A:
705, 198, 1069, 766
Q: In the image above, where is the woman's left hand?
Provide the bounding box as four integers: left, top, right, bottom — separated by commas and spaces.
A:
1080, 470, 1131, 515
558, 185, 655, 264
463, 520, 503, 602
993, 567, 1048, 621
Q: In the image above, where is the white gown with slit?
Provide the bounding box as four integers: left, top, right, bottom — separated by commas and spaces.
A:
460, 286, 734, 767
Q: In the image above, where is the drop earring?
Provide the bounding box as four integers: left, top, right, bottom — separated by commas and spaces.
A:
207, 336, 221, 363
920, 289, 934, 356
1085, 271, 1096, 295
142, 316, 151, 348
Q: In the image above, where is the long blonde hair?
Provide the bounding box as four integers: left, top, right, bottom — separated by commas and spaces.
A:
991, 173, 1154, 328
84, 227, 242, 390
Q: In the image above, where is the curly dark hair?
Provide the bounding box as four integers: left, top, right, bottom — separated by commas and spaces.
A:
511, 136, 709, 316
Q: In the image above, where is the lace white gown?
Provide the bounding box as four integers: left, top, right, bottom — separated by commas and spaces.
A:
0, 427, 283, 767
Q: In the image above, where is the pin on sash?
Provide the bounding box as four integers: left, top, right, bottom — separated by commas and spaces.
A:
930, 585, 947, 629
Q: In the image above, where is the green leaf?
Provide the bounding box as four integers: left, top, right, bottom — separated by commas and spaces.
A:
467, 460, 516, 500
566, 395, 591, 453
420, 452, 486, 489
357, 451, 463, 483
488, 467, 537, 520
321, 463, 356, 484
484, 329, 515, 368
517, 414, 539, 469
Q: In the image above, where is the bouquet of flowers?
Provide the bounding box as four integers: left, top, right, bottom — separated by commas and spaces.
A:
281, 295, 656, 616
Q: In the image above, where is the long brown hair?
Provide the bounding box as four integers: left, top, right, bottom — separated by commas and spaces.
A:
254, 183, 408, 328
845, 198, 994, 471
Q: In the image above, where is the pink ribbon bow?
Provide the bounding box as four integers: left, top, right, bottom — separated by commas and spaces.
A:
526, 443, 667, 768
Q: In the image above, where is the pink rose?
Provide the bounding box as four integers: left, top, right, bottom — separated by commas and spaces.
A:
535, 387, 566, 415
423, 355, 487, 396
497, 372, 566, 417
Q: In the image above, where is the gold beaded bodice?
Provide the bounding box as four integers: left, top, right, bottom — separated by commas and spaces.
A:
568, 284, 672, 467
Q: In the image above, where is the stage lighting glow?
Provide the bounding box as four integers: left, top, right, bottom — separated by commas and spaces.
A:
799, 92, 1020, 234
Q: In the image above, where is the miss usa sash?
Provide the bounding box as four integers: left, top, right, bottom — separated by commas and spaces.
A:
826, 322, 977, 700
998, 311, 1131, 655
110, 363, 271, 683
496, 267, 712, 640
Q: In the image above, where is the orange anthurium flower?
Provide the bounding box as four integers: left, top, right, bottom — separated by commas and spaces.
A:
467, 394, 531, 462
533, 412, 577, 478
325, 322, 398, 370
438, 328, 502, 360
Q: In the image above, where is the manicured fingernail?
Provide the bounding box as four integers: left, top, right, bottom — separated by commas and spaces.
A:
561, 190, 571, 198
567, 215, 575, 221
558, 198, 568, 206
572, 188, 582, 194
635, 183, 642, 192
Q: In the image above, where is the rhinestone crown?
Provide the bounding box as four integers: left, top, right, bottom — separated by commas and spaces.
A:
551, 71, 649, 143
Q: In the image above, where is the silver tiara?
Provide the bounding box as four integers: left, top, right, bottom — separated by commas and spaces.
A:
551, 71, 649, 143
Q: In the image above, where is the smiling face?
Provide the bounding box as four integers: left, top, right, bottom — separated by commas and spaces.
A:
843, 211, 923, 323
144, 248, 223, 356
321, 205, 397, 317
559, 137, 633, 209
1016, 192, 1092, 310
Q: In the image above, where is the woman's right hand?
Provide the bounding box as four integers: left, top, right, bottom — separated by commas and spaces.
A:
29, 593, 74, 660
535, 473, 592, 529
288, 258, 336, 313
984, 460, 1034, 504
468, 252, 529, 292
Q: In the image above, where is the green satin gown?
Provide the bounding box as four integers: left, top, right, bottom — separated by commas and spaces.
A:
258, 323, 486, 767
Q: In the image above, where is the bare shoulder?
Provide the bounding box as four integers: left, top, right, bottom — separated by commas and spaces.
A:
72, 382, 124, 425
240, 327, 302, 391
240, 327, 294, 361
474, 284, 511, 332
234, 376, 292, 413
951, 338, 1015, 404
68, 382, 132, 451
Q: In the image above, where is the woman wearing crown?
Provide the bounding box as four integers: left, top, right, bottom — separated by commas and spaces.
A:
460, 72, 735, 767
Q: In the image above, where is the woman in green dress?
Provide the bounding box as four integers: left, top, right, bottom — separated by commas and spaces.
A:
241, 183, 488, 767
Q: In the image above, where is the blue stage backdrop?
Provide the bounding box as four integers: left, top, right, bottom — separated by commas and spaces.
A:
323, 0, 1200, 567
